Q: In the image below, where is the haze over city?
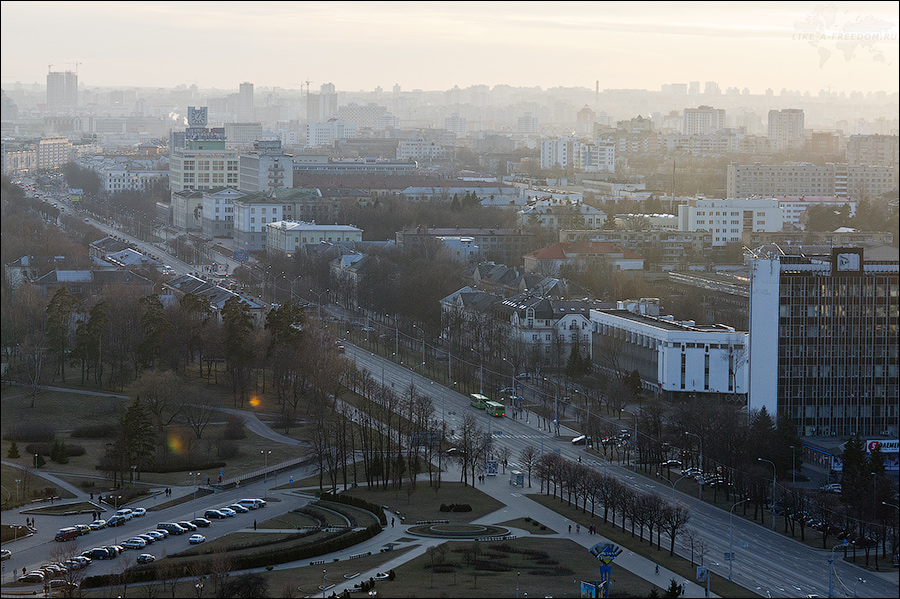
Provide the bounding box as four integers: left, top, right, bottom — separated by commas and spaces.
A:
2, 1, 898, 94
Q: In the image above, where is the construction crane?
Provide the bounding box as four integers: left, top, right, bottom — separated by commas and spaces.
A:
48, 63, 53, 73
64, 61, 82, 75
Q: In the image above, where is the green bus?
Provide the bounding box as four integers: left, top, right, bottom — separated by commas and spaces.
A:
470, 394, 489, 410
485, 401, 506, 417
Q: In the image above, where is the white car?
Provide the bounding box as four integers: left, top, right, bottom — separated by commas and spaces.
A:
120, 538, 146, 550
132, 508, 147, 517
188, 534, 206, 544
218, 508, 236, 518
115, 508, 134, 520
137, 554, 156, 564
88, 520, 106, 531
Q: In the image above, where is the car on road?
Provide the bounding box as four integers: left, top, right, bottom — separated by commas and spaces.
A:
204, 509, 226, 519
660, 459, 682, 469
115, 508, 134, 520
132, 507, 147, 517
75, 524, 91, 535
1, 549, 12, 561
136, 554, 156, 564
88, 519, 107, 530
139, 533, 159, 544
374, 572, 390, 581
158, 522, 187, 535
189, 534, 206, 544
237, 498, 266, 510
218, 507, 236, 517
121, 538, 147, 550
190, 518, 212, 528
152, 529, 169, 538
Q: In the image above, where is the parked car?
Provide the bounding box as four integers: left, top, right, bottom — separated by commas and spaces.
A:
204, 509, 226, 520
71, 556, 92, 567
120, 538, 146, 550
83, 548, 109, 560
237, 499, 266, 510
137, 533, 156, 544
227, 504, 249, 514
136, 554, 156, 564
153, 528, 169, 538
190, 518, 212, 528
132, 507, 147, 517
88, 519, 107, 530
105, 515, 125, 527
177, 521, 198, 531
115, 508, 134, 520
218, 508, 236, 518
55, 527, 80, 542
75, 524, 91, 535
188, 534, 206, 544
157, 522, 187, 535
18, 571, 46, 583
48, 579, 78, 592
820, 483, 842, 494
1, 549, 12, 561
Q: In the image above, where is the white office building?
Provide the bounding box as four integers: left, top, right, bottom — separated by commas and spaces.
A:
590, 298, 748, 398
266, 220, 363, 256
396, 139, 451, 161
677, 197, 782, 246
306, 119, 356, 148
540, 139, 615, 173
233, 196, 283, 252
768, 109, 805, 152
201, 188, 245, 238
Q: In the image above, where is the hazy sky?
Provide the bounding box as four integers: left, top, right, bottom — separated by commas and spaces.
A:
2, 1, 898, 94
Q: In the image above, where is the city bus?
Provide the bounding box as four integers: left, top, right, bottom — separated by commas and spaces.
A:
470, 393, 489, 410
485, 400, 506, 417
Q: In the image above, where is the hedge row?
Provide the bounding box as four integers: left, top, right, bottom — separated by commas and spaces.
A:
80, 523, 383, 589
321, 492, 388, 526
439, 503, 472, 512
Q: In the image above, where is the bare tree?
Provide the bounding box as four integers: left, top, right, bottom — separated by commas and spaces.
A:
519, 445, 538, 488
180, 399, 215, 439
662, 504, 691, 556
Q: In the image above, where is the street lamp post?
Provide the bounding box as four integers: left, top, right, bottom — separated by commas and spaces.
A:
622, 409, 638, 471
728, 498, 750, 582
413, 323, 426, 374
131, 465, 137, 488
684, 431, 704, 501
543, 377, 562, 437
309, 288, 329, 321
15, 478, 21, 503
516, 571, 520, 598
790, 445, 796, 485
659, 473, 692, 512
261, 450, 272, 492
828, 541, 849, 598
758, 458, 777, 531
322, 569, 327, 599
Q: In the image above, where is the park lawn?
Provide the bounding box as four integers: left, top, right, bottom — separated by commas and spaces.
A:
527, 492, 761, 598
1, 464, 76, 510
22, 500, 97, 515
344, 481, 504, 524
497, 517, 556, 534
385, 537, 665, 598
257, 510, 320, 530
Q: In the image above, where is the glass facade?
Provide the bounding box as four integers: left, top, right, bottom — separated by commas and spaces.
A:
777, 262, 899, 437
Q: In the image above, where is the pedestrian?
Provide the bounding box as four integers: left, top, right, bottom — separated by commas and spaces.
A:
568, 524, 572, 533
90, 492, 93, 500
391, 518, 395, 527
576, 524, 580, 533
253, 519, 257, 530
655, 564, 659, 575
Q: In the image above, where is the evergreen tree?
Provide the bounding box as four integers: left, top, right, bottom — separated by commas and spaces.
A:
839, 434, 866, 510
7, 441, 20, 458
663, 578, 682, 598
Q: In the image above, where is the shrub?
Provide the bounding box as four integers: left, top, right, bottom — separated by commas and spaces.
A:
26, 442, 86, 460
7, 441, 20, 458
72, 423, 117, 439
217, 440, 240, 459
223, 414, 246, 440
439, 503, 473, 513
5, 422, 56, 443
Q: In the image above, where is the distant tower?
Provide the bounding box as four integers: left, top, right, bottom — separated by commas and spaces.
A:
47, 70, 78, 110
238, 82, 254, 121
319, 82, 337, 120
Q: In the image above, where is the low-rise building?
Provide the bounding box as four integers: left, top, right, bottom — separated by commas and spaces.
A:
267, 220, 363, 257
590, 298, 748, 399
523, 242, 644, 275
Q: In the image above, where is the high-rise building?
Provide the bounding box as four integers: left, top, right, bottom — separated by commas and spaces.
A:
768, 109, 805, 152
748, 247, 899, 437
238, 140, 293, 193
47, 71, 78, 110
682, 106, 725, 135
237, 82, 254, 121
319, 83, 337, 120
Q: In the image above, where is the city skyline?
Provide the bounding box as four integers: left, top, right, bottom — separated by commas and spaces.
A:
2, 1, 898, 95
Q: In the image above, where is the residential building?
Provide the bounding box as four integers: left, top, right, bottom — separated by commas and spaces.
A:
102, 166, 168, 193
397, 226, 538, 266
539, 138, 615, 173
36, 136, 73, 171
847, 134, 899, 166
773, 196, 855, 229
682, 106, 726, 135
164, 274, 266, 326
396, 139, 451, 161
225, 122, 263, 150
517, 198, 606, 231
768, 109, 805, 152
677, 197, 782, 246
560, 229, 713, 267
238, 140, 293, 192
523, 242, 644, 275
170, 189, 204, 231
748, 247, 899, 437
266, 220, 363, 256
741, 230, 894, 249
306, 118, 356, 148
726, 162, 899, 200
293, 155, 416, 176
590, 298, 749, 399
232, 194, 282, 252
32, 269, 154, 301
336, 102, 389, 129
